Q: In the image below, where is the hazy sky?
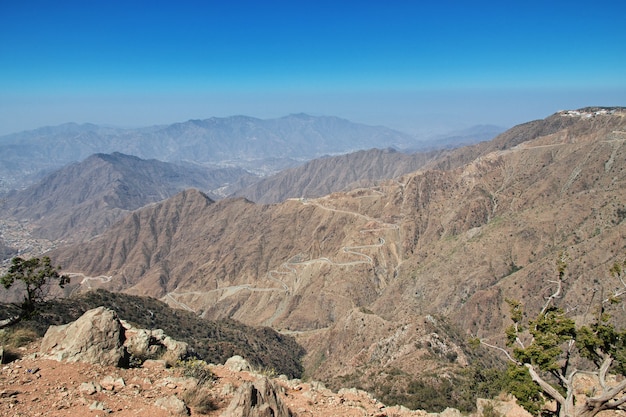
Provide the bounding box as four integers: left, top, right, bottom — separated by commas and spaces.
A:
1, 0, 625, 136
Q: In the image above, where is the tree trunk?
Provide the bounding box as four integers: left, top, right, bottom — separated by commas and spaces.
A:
560, 391, 575, 417
576, 404, 604, 417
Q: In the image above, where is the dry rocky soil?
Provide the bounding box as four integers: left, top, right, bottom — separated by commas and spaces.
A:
0, 341, 531, 417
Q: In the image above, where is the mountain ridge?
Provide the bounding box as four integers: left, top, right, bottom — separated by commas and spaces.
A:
3, 107, 625, 410
232, 147, 447, 204
0, 114, 421, 194
44, 108, 626, 399
0, 153, 248, 242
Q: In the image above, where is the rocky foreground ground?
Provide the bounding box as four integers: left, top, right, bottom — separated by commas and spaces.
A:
0, 307, 530, 417
1, 347, 533, 417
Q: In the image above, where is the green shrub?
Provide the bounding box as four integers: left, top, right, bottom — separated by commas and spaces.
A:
482, 402, 502, 417
177, 358, 215, 385
253, 365, 278, 378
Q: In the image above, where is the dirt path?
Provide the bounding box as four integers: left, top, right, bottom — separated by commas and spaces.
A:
162, 193, 400, 321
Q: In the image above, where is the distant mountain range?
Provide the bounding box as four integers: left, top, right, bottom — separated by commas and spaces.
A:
39, 108, 626, 405
233, 147, 446, 204
0, 114, 408, 193
0, 114, 502, 195
0, 146, 465, 247
10, 108, 625, 410
0, 152, 261, 242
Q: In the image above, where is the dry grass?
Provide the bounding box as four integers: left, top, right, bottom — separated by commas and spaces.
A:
0, 327, 39, 363
182, 386, 218, 414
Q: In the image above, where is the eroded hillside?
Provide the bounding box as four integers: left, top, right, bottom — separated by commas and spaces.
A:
46, 108, 626, 406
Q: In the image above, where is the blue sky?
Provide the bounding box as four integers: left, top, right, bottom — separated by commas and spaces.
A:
1, 0, 625, 136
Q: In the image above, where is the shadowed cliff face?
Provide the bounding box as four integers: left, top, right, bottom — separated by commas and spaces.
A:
48, 109, 626, 396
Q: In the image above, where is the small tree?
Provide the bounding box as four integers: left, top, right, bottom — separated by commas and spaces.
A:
1, 256, 70, 316
482, 256, 626, 417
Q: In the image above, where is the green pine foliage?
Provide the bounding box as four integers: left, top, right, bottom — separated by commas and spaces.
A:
512, 306, 576, 373
1, 256, 70, 315
504, 363, 544, 415
499, 257, 626, 417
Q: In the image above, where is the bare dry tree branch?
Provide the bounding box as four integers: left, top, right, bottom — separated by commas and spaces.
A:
605, 394, 626, 409
602, 263, 626, 304
480, 340, 519, 364
515, 335, 526, 350
526, 363, 566, 405
541, 278, 563, 314
603, 289, 626, 304
598, 353, 613, 391
588, 379, 626, 405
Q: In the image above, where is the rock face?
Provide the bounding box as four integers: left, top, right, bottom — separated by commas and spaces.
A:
222, 377, 291, 417
40, 306, 126, 366
123, 326, 192, 363
40, 307, 192, 367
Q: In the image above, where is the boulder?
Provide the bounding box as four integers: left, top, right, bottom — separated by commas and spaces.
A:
123, 326, 192, 363
79, 381, 102, 395
100, 375, 125, 391
39, 307, 193, 368
221, 377, 291, 417
155, 395, 189, 416
40, 307, 127, 366
224, 355, 252, 372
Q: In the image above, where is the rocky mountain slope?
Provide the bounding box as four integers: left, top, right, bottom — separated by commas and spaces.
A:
233, 147, 446, 204
0, 289, 305, 378
0, 153, 258, 243
0, 114, 421, 194
40, 107, 626, 407
0, 146, 450, 255
0, 238, 17, 260
1, 308, 529, 417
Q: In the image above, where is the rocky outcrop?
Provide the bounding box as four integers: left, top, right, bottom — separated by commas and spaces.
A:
123, 325, 192, 364
2, 339, 537, 417
222, 377, 291, 417
40, 306, 127, 366
40, 307, 192, 367
224, 355, 252, 372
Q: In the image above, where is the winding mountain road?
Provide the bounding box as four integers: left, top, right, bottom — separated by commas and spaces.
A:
68, 272, 112, 286
162, 191, 401, 321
